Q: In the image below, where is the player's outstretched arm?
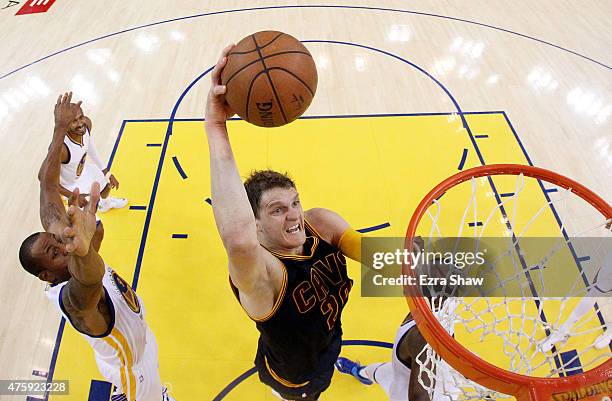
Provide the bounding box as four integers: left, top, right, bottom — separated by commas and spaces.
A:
39, 92, 80, 235
204, 45, 269, 294
61, 182, 108, 335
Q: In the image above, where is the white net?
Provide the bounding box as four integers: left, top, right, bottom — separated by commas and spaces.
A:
413, 172, 612, 401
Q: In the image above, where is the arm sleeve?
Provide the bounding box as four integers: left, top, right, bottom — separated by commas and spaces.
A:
338, 228, 362, 262
88, 135, 106, 171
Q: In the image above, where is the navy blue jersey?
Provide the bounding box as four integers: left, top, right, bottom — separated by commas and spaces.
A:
231, 219, 353, 394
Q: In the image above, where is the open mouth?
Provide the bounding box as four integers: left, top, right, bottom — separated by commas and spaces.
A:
285, 224, 301, 234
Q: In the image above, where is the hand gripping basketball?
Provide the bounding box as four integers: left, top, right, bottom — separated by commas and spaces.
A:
205, 44, 236, 126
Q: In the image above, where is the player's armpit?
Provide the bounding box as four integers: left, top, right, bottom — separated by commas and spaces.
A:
227, 242, 269, 293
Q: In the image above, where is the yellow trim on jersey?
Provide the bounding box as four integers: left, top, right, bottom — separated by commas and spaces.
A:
103, 328, 137, 401
249, 261, 288, 323
265, 236, 319, 260
303, 219, 324, 239
265, 355, 310, 388
338, 228, 362, 262
67, 134, 84, 146
113, 328, 136, 400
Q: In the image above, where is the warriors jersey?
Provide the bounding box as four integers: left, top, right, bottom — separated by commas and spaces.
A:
379, 301, 460, 401
231, 220, 353, 396
60, 129, 91, 188
47, 266, 162, 401
383, 318, 415, 401
59, 129, 108, 193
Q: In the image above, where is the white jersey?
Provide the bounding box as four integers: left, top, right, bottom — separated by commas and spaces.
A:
60, 128, 108, 193
386, 319, 415, 401
381, 318, 460, 401
47, 266, 162, 401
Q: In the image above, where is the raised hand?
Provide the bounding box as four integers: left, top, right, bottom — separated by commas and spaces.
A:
54, 92, 81, 131
63, 182, 100, 256
205, 44, 236, 125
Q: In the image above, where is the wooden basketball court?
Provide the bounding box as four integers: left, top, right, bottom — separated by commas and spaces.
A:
0, 2, 610, 400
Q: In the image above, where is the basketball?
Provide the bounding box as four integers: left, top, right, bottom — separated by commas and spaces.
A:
221, 30, 318, 128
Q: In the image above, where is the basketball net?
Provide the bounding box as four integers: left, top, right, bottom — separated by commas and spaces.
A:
405, 165, 612, 401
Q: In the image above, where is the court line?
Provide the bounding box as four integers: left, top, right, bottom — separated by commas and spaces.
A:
211, 339, 393, 400
45, 41, 585, 394
122, 111, 506, 123
106, 120, 126, 170
501, 111, 610, 351
1, 4, 609, 82
357, 222, 391, 233
43, 319, 65, 401
130, 65, 214, 291
457, 148, 468, 170
171, 156, 188, 179
300, 40, 567, 372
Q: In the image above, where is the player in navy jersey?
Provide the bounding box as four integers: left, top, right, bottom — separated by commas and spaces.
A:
205, 45, 365, 400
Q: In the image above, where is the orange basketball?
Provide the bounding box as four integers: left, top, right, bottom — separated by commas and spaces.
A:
221, 31, 318, 128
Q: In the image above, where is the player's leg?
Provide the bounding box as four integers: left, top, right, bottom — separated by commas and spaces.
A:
79, 163, 128, 212
134, 327, 176, 401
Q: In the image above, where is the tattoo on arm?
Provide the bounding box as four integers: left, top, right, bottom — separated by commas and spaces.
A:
40, 198, 67, 232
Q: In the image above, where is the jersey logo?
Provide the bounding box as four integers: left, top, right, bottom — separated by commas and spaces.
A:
76, 153, 87, 177
111, 271, 141, 314
291, 251, 352, 330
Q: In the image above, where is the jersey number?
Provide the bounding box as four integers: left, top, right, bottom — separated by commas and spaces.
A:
320, 281, 352, 330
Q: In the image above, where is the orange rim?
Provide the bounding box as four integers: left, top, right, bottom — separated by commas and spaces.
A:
403, 164, 612, 401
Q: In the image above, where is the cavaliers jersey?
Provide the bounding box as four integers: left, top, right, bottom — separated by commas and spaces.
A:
231, 219, 353, 394
60, 129, 90, 188
46, 266, 152, 400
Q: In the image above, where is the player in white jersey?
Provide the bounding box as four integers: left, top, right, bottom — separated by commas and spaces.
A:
335, 311, 461, 401
56, 99, 127, 213
336, 238, 462, 401
18, 93, 174, 401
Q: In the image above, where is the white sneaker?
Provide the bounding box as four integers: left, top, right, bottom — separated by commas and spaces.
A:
98, 197, 128, 213
594, 329, 612, 349
540, 327, 569, 352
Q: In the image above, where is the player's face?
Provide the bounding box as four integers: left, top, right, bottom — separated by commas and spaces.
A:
31, 232, 70, 283
257, 187, 306, 252
67, 104, 87, 136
